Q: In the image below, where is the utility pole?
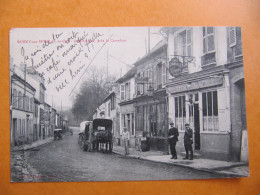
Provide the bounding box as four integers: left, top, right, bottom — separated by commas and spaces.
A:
107, 49, 109, 81
148, 27, 150, 55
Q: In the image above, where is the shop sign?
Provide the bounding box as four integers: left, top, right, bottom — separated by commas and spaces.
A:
169, 57, 182, 77
168, 77, 223, 94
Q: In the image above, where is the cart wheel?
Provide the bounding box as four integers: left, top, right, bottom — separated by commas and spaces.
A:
83, 144, 89, 151
78, 135, 83, 149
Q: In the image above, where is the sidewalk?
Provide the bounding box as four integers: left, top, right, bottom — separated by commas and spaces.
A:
11, 137, 54, 152
113, 145, 249, 177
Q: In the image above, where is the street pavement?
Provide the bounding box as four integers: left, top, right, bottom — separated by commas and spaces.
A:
112, 146, 249, 178
10, 127, 249, 182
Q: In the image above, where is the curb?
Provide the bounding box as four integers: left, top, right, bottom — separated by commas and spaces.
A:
11, 138, 54, 152
112, 151, 248, 178
12, 133, 72, 152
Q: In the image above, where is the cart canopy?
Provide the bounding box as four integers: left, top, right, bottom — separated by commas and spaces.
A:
79, 121, 92, 134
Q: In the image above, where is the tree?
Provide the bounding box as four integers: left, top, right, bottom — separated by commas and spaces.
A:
72, 67, 117, 122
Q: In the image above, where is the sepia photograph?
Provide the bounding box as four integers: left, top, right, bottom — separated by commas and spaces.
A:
9, 26, 249, 182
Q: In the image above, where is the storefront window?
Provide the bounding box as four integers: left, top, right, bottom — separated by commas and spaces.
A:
189, 94, 194, 128
175, 96, 186, 131
203, 91, 219, 131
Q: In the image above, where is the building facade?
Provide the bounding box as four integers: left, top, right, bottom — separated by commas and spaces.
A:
10, 64, 35, 146
164, 26, 246, 161
133, 40, 169, 152
117, 67, 137, 147
225, 27, 248, 162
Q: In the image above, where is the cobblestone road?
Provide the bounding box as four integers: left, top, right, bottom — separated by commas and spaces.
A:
11, 127, 226, 182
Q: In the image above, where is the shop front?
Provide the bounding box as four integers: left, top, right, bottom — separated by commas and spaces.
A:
167, 66, 232, 161
119, 100, 135, 147
134, 90, 168, 153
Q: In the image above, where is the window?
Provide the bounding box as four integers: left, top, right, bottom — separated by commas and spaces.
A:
174, 29, 192, 56
229, 27, 236, 47
127, 114, 130, 132
120, 84, 125, 100
188, 94, 194, 127
156, 63, 162, 89
202, 91, 218, 131
40, 108, 44, 121
137, 72, 144, 95
162, 63, 167, 86
30, 98, 34, 112
18, 91, 22, 109
125, 82, 130, 100
35, 104, 38, 117
175, 96, 186, 131
122, 114, 126, 129
111, 95, 115, 110
40, 88, 45, 103
173, 29, 192, 73
25, 96, 29, 111
13, 89, 17, 108
22, 119, 25, 136
202, 27, 216, 66
147, 69, 153, 89
140, 83, 144, 95
203, 27, 215, 54
23, 94, 26, 110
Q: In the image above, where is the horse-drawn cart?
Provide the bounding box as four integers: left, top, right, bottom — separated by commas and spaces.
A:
78, 118, 113, 152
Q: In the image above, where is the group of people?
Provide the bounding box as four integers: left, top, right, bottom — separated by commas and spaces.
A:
168, 122, 193, 160
122, 122, 194, 160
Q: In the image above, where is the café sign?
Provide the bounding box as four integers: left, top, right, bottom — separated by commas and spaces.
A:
169, 57, 182, 77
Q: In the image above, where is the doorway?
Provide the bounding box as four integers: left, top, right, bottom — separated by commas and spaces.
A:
194, 103, 200, 150
12, 118, 17, 146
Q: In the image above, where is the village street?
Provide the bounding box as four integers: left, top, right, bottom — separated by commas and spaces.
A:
10, 127, 228, 182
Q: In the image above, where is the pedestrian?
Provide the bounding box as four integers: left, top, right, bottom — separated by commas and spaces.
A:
168, 122, 179, 159
183, 123, 193, 160
122, 127, 130, 155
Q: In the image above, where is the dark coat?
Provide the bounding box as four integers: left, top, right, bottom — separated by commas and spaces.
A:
168, 127, 179, 142
184, 128, 193, 145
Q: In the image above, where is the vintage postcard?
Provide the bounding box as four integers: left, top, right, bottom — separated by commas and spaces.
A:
10, 27, 249, 182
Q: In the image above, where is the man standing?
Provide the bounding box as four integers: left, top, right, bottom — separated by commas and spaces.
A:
184, 123, 193, 160
168, 122, 179, 159
122, 127, 130, 155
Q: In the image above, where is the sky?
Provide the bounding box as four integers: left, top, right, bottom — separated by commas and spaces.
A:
10, 27, 163, 109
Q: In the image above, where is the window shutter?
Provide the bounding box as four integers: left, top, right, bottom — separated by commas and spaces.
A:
128, 82, 131, 99
229, 27, 236, 47
13, 89, 17, 108
120, 84, 125, 100
217, 88, 227, 132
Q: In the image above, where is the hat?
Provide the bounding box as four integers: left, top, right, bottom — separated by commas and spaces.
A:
170, 122, 174, 125
185, 123, 190, 126
123, 127, 127, 130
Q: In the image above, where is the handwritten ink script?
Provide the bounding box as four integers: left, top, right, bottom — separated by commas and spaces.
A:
17, 30, 108, 94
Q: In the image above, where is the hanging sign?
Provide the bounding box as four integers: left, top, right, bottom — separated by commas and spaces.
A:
169, 57, 182, 77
